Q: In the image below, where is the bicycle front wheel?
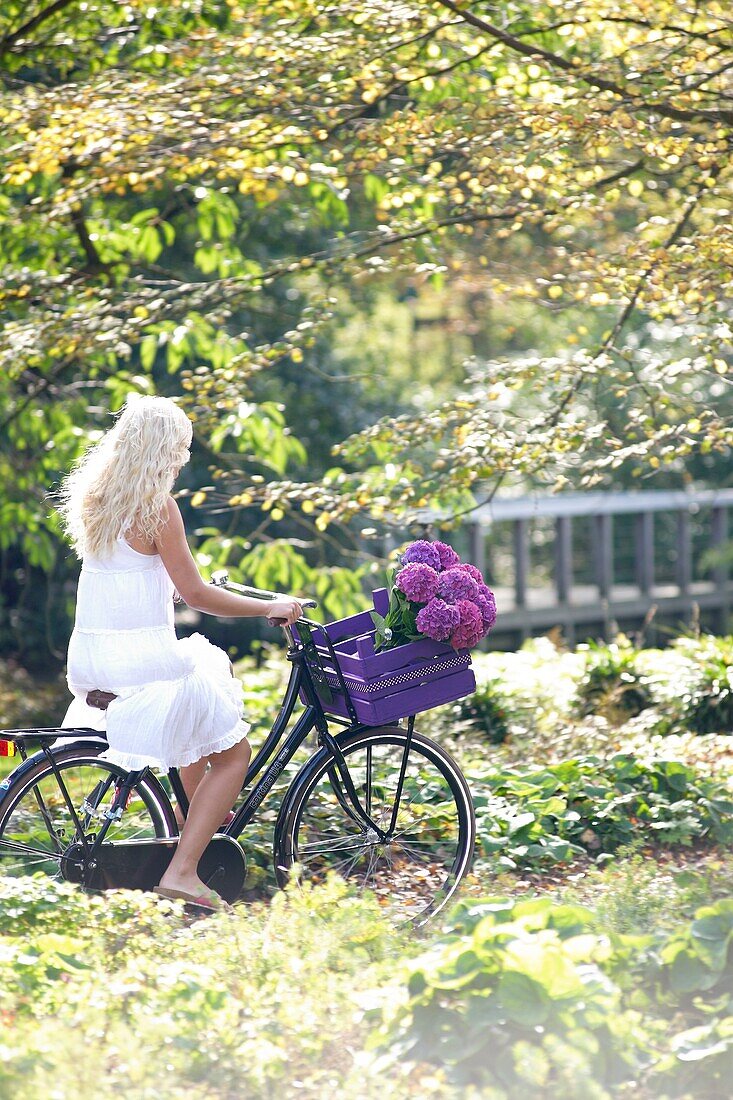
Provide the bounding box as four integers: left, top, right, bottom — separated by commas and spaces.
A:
274, 725, 476, 924
0, 742, 177, 880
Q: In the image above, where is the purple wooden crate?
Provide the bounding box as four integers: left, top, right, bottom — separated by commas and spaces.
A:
322, 669, 476, 725
298, 588, 477, 725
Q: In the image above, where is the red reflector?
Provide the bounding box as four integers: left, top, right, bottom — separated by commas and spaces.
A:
0, 740, 17, 757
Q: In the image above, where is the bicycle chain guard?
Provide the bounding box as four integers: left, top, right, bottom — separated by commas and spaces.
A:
60, 833, 247, 903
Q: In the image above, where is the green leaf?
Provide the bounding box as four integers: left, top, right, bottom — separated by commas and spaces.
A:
496, 971, 550, 1026
508, 812, 536, 835
140, 335, 157, 370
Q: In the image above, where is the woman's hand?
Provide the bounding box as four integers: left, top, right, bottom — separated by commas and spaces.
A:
266, 597, 303, 627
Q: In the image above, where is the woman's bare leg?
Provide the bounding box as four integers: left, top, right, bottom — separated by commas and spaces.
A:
158, 737, 251, 902
175, 759, 208, 828
176, 665, 244, 828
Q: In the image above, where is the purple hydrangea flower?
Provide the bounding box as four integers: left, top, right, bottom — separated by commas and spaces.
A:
395, 562, 440, 603
458, 562, 484, 584
438, 567, 479, 603
475, 588, 497, 631
449, 599, 485, 650
415, 598, 461, 642
401, 540, 441, 571
433, 541, 461, 570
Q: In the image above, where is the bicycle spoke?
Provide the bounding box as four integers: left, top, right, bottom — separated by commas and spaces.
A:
283, 727, 474, 925
343, 846, 373, 881
298, 836, 368, 856
0, 838, 61, 860
309, 844, 369, 879
389, 840, 437, 866
0, 751, 174, 881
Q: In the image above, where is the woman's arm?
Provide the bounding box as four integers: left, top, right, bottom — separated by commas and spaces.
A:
155, 498, 302, 624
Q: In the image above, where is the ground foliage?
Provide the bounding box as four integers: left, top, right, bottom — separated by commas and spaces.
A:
1, 0, 732, 662
0, 632, 732, 1096
0, 866, 732, 1098
374, 892, 733, 1098
470, 754, 733, 874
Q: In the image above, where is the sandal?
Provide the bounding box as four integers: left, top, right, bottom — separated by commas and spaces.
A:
153, 886, 231, 912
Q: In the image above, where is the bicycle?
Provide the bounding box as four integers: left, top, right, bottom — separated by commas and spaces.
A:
0, 577, 476, 925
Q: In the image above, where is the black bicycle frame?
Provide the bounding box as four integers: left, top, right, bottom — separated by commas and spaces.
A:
0, 731, 161, 874
167, 637, 387, 838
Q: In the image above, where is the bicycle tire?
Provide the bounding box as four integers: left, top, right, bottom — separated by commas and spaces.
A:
0, 742, 177, 881
273, 724, 476, 925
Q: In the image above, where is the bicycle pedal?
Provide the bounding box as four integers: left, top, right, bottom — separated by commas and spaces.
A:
81, 798, 105, 819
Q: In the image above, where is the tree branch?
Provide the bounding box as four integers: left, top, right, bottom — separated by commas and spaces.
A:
599, 14, 731, 48
433, 0, 733, 124
547, 163, 722, 428
69, 204, 110, 275
0, 359, 77, 434
0, 0, 79, 60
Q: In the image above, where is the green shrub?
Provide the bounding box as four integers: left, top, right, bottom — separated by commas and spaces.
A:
675, 636, 733, 736
0, 661, 68, 728
578, 849, 733, 937
574, 641, 653, 724
469, 754, 733, 873
654, 1017, 733, 1098
372, 897, 644, 1097
372, 896, 733, 1100
640, 898, 733, 1098
455, 678, 515, 744
0, 874, 402, 1100
656, 897, 733, 998
2, 878, 731, 1099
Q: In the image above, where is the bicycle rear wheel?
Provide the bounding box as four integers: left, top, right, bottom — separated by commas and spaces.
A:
0, 742, 177, 880
274, 725, 475, 925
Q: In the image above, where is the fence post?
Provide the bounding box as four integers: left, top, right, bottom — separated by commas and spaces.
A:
514, 518, 528, 608
711, 506, 730, 632
635, 511, 654, 596
594, 513, 613, 599
555, 516, 572, 604
711, 507, 729, 586
676, 510, 692, 593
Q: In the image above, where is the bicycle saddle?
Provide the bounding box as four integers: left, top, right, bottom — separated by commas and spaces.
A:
86, 689, 118, 710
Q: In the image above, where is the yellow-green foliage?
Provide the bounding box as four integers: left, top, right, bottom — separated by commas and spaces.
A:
0, 875, 405, 1100
3, 874, 733, 1100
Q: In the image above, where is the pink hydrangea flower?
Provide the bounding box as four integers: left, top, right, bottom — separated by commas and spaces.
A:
475, 589, 497, 630
415, 598, 461, 642
433, 541, 461, 570
438, 567, 479, 603
395, 562, 440, 603
377, 540, 497, 652
458, 562, 484, 584
449, 599, 484, 649
401, 540, 441, 571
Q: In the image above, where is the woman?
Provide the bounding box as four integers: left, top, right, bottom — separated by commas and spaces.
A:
58, 396, 302, 910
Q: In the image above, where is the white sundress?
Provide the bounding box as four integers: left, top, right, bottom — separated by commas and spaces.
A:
61, 536, 250, 771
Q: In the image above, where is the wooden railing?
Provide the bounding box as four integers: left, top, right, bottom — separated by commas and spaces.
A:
457, 489, 733, 646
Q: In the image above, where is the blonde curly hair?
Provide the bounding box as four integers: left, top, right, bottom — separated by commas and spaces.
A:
58, 396, 193, 559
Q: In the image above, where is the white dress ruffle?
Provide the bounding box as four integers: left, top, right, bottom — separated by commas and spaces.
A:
61, 537, 250, 771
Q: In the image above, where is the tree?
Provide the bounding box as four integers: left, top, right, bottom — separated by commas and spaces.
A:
1, 1, 731, 659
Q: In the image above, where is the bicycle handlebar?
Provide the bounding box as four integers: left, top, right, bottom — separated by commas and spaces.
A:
209, 570, 318, 616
